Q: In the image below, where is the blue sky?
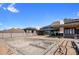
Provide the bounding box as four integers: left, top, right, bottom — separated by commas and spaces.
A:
0, 3, 79, 30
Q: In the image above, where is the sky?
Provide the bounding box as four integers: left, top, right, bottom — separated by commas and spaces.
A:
0, 3, 79, 30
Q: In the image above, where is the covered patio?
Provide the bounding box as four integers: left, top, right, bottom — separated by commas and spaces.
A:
64, 20, 79, 39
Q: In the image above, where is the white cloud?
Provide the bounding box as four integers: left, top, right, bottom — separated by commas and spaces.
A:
7, 3, 19, 13
60, 20, 64, 24
0, 3, 19, 13
3, 7, 6, 10
7, 6, 19, 13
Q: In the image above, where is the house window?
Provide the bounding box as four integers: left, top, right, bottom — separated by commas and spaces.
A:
72, 28, 75, 34
64, 28, 75, 35
70, 29, 74, 34
64, 29, 69, 34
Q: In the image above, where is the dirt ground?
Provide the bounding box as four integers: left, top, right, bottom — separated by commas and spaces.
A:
0, 40, 19, 55
0, 33, 78, 55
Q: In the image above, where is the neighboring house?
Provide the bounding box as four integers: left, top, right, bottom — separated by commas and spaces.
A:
64, 18, 79, 39
23, 27, 37, 33
38, 21, 61, 37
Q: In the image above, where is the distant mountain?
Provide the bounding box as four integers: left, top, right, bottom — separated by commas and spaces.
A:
0, 28, 25, 33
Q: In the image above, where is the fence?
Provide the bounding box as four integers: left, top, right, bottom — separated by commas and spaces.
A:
0, 33, 37, 39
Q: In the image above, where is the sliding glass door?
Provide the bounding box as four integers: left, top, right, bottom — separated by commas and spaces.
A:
64, 28, 75, 35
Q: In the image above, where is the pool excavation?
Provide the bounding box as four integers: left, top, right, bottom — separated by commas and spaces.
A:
0, 35, 78, 55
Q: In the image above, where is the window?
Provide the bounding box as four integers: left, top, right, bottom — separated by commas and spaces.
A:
64, 28, 75, 35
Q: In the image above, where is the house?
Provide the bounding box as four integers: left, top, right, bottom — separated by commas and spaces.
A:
37, 21, 61, 37
21, 18, 79, 39
64, 18, 79, 39
23, 27, 37, 33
